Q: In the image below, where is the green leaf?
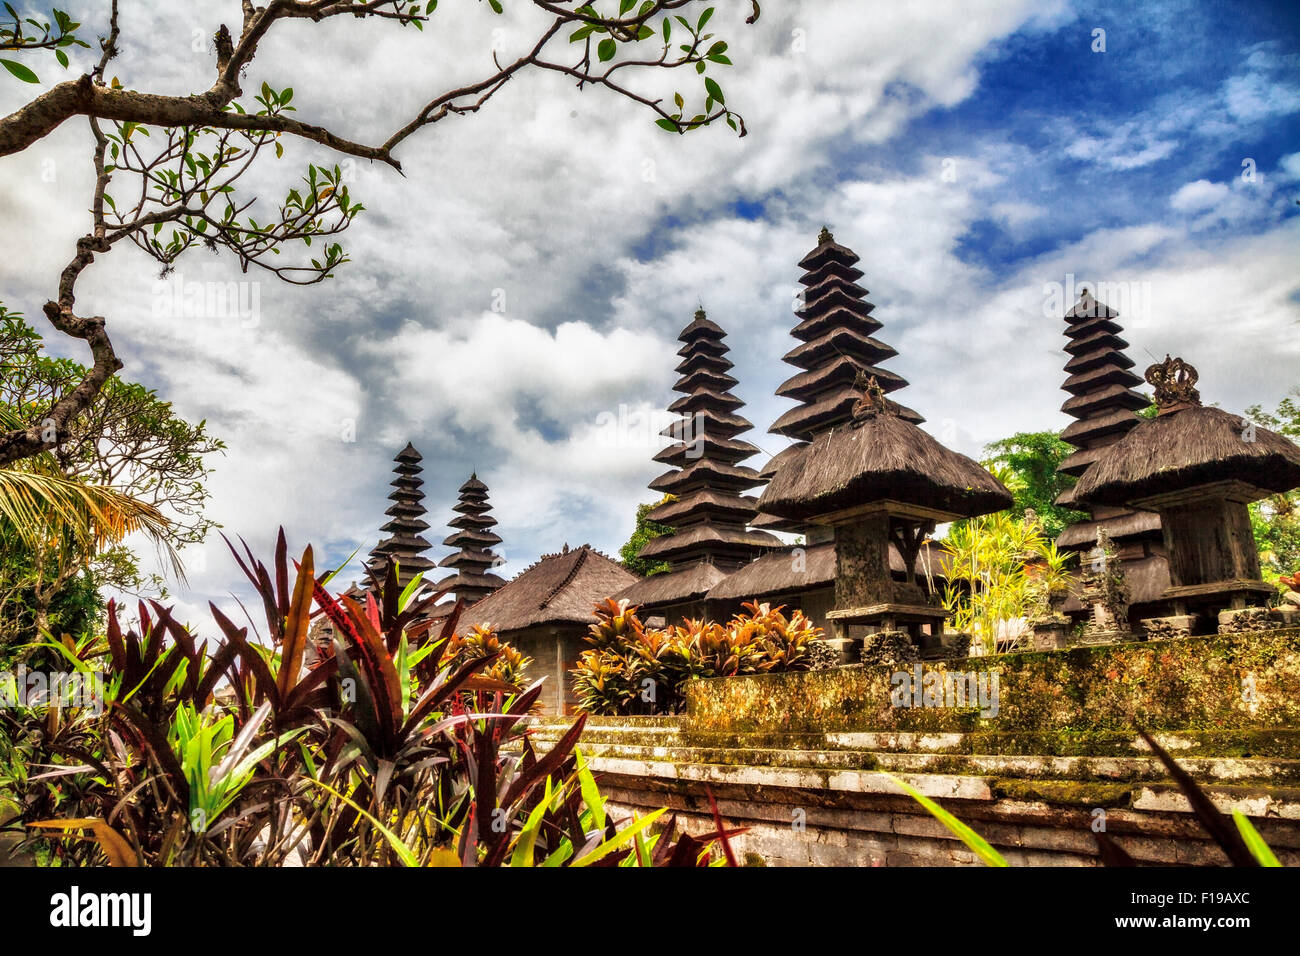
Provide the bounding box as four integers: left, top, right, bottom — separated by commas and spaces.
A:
707, 53, 731, 65
882, 772, 1008, 867
488, 0, 503, 12
55, 48, 67, 68
1232, 810, 1282, 867
696, 61, 705, 74
655, 118, 679, 132
697, 7, 714, 30
0, 58, 39, 83
662, 17, 670, 42
425, 0, 437, 11
576, 750, 606, 832
572, 808, 665, 867
597, 37, 616, 61
704, 76, 723, 104
570, 24, 596, 42
618, 0, 634, 14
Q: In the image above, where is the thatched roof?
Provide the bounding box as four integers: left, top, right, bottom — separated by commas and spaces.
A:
705, 539, 952, 600
615, 562, 730, 607
636, 523, 780, 561
758, 384, 1012, 522
458, 544, 634, 634
759, 442, 807, 479
707, 541, 837, 599
1055, 509, 1162, 549
1072, 404, 1300, 507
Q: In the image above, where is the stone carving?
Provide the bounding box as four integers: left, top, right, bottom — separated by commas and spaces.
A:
1076, 528, 1131, 644
859, 629, 918, 668
1218, 606, 1273, 634
1145, 354, 1201, 414
808, 639, 840, 671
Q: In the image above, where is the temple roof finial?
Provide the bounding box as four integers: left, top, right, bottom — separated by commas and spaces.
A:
1146, 354, 1201, 414
817, 225, 833, 245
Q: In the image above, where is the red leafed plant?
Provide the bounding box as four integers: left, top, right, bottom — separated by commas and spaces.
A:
0, 529, 744, 867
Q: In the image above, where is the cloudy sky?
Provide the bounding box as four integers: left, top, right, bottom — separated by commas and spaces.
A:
1, 0, 1298, 628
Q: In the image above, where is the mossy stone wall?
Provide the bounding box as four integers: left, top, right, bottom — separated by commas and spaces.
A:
685, 628, 1300, 740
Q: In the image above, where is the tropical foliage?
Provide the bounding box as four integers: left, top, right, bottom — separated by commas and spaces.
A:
572, 598, 821, 715
0, 531, 738, 866
980, 431, 1086, 538
1, 305, 221, 654
941, 510, 1073, 655
1245, 387, 1300, 588
619, 497, 675, 577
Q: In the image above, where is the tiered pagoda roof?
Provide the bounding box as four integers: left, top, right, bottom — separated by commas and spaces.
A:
620, 310, 780, 608
1053, 289, 1166, 555
434, 474, 507, 605
366, 443, 438, 588
767, 227, 922, 445
1056, 290, 1151, 480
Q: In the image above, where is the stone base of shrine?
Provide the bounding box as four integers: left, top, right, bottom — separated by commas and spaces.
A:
1141, 614, 1199, 640
1070, 628, 1132, 647
1218, 606, 1275, 634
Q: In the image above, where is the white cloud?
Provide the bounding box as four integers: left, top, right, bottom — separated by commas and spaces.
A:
1, 0, 1296, 628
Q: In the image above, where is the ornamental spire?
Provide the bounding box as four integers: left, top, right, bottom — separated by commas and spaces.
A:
366, 443, 437, 587
767, 230, 921, 442
434, 474, 506, 605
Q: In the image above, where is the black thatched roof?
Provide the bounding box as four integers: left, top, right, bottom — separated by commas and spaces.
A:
367, 442, 436, 586
1055, 509, 1162, 549
758, 383, 1012, 522
1072, 403, 1300, 507
459, 545, 634, 633
705, 539, 952, 600
434, 473, 505, 603
768, 230, 920, 442
615, 562, 730, 608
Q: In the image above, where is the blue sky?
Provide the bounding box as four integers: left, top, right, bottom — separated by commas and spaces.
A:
0, 0, 1297, 626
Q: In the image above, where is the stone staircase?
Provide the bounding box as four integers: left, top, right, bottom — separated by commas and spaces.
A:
525, 716, 1300, 866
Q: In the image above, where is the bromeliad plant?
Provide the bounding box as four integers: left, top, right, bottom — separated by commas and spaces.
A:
572, 598, 820, 716
0, 529, 734, 867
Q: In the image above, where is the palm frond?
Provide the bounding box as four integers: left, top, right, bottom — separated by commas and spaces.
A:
0, 463, 181, 580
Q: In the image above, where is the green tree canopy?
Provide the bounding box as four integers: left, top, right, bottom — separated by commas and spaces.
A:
980, 431, 1086, 538
619, 497, 674, 578
1245, 387, 1300, 585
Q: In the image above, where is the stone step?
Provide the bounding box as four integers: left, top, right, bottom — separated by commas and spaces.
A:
531, 735, 1300, 787
565, 749, 1300, 824
525, 721, 1300, 760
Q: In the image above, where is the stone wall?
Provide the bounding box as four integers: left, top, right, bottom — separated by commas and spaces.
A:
529, 628, 1300, 866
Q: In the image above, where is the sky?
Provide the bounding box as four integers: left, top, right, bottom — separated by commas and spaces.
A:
1, 0, 1298, 629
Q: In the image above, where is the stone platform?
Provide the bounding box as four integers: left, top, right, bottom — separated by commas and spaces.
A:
528, 627, 1300, 866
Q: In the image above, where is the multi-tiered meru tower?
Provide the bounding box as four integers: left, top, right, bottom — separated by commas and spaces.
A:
1054, 289, 1168, 617
366, 443, 438, 588
434, 474, 507, 606
618, 309, 779, 618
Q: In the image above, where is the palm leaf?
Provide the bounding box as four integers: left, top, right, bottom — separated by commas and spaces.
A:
0, 461, 181, 579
